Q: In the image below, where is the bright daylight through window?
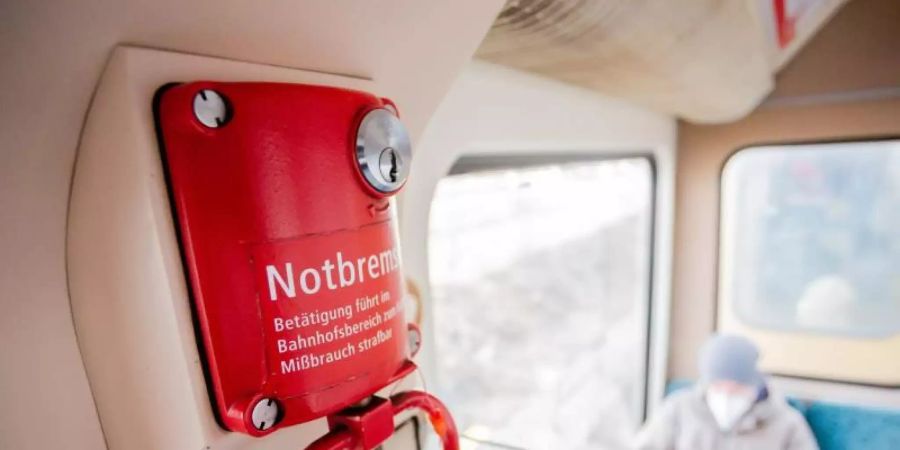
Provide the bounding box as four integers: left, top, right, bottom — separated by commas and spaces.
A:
720, 140, 900, 337
428, 157, 654, 449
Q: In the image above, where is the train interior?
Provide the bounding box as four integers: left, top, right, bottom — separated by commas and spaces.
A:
1, 0, 899, 449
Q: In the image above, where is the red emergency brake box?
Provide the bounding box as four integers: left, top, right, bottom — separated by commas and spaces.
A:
155, 82, 413, 436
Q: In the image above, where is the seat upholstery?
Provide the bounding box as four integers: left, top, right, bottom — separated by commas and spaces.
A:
804, 401, 900, 450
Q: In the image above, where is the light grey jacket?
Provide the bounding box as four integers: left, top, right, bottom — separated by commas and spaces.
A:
634, 386, 819, 450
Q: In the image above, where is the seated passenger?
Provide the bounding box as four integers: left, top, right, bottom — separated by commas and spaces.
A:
634, 334, 818, 450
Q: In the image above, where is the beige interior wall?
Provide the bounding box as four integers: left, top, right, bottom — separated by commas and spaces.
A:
0, 2, 503, 449
669, 0, 900, 380
769, 0, 900, 99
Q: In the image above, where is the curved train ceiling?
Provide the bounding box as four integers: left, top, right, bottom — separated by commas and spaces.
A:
477, 0, 848, 123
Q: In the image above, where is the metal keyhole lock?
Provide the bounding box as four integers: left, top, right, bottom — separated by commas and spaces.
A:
356, 108, 411, 193
379, 147, 401, 183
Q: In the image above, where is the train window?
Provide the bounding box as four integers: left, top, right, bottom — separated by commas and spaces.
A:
428, 157, 654, 449
720, 140, 900, 337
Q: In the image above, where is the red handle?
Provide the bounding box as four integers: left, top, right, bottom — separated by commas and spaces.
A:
305, 391, 458, 450
304, 430, 358, 450
391, 391, 459, 450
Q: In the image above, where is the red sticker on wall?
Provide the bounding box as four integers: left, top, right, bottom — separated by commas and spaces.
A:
249, 220, 407, 397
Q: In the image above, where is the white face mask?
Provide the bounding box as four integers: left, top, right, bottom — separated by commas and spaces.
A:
706, 388, 756, 431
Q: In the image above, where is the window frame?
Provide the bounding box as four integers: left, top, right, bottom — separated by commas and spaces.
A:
715, 135, 900, 387
428, 152, 660, 434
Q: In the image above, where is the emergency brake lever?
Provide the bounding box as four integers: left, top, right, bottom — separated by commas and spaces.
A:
305, 390, 459, 450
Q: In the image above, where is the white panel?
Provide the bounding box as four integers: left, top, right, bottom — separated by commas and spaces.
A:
69, 46, 358, 450
399, 61, 677, 419
67, 46, 419, 450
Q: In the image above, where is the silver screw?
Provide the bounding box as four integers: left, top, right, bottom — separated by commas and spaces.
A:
251, 397, 280, 431
193, 89, 229, 128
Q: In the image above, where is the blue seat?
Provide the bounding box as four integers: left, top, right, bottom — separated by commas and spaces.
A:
804, 401, 900, 450
664, 380, 900, 450
664, 379, 694, 396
